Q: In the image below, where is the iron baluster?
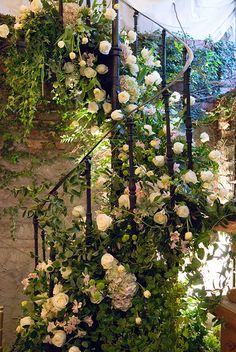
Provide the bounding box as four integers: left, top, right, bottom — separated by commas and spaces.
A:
133, 10, 139, 56
0, 306, 3, 352
183, 47, 193, 170
162, 29, 174, 179
41, 230, 46, 262
85, 157, 93, 241
33, 214, 39, 268
86, 0, 91, 7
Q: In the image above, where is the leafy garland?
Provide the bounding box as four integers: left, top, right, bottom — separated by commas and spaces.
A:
0, 1, 235, 352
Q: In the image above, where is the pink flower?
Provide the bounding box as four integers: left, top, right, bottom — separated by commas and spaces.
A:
170, 231, 180, 249
83, 274, 90, 286
76, 330, 87, 338
84, 315, 93, 327
72, 300, 82, 313
47, 322, 56, 333
21, 278, 29, 290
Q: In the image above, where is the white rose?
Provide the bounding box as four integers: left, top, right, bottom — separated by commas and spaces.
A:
20, 316, 34, 327
141, 48, 149, 59
173, 142, 184, 154
84, 67, 97, 78
82, 37, 88, 44
69, 347, 81, 352
103, 102, 112, 114
52, 330, 66, 347
129, 63, 139, 76
72, 205, 86, 218
30, 0, 43, 13
154, 210, 168, 225
183, 170, 198, 184
200, 132, 209, 143
209, 150, 221, 162
52, 293, 69, 311
118, 91, 130, 104
101, 253, 117, 269
127, 104, 138, 113
143, 290, 151, 298
200, 171, 214, 182
111, 110, 123, 121
104, 8, 117, 21
126, 55, 137, 65
185, 232, 193, 240
118, 194, 130, 209
127, 30, 137, 43
144, 124, 154, 136
96, 214, 112, 231
0, 24, 9, 38
96, 64, 108, 75
94, 88, 106, 102
60, 267, 72, 279
99, 40, 112, 55
69, 52, 76, 60
58, 40, 65, 48
88, 102, 99, 114
170, 91, 181, 103
53, 283, 63, 296
145, 71, 162, 86
152, 155, 165, 167
176, 205, 190, 218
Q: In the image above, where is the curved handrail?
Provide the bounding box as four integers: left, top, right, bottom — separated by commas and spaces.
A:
40, 1, 194, 206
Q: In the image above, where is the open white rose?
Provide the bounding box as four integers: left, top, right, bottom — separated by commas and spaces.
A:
173, 142, 184, 155
0, 24, 9, 38
152, 155, 165, 167
20, 316, 34, 327
60, 267, 72, 279
154, 209, 168, 225
118, 194, 130, 209
183, 170, 198, 184
127, 30, 137, 43
209, 150, 221, 162
30, 0, 43, 13
84, 67, 97, 78
176, 205, 190, 218
101, 253, 117, 269
72, 205, 86, 218
104, 8, 117, 21
118, 91, 130, 104
200, 132, 209, 143
103, 102, 112, 114
99, 40, 112, 55
200, 171, 214, 182
88, 102, 99, 114
52, 293, 69, 311
96, 64, 108, 75
96, 214, 112, 231
111, 110, 123, 121
94, 88, 106, 102
145, 71, 162, 86
126, 55, 137, 65
51, 330, 66, 347
69, 347, 81, 352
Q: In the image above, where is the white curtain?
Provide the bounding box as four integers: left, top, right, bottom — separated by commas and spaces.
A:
0, 0, 235, 41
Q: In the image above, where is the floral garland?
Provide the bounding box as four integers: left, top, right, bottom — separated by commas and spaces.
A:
1, 1, 235, 352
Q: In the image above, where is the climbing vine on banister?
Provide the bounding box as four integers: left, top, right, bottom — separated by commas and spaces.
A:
1, 1, 236, 352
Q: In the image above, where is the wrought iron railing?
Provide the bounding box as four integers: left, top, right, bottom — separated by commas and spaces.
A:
31, 0, 194, 281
